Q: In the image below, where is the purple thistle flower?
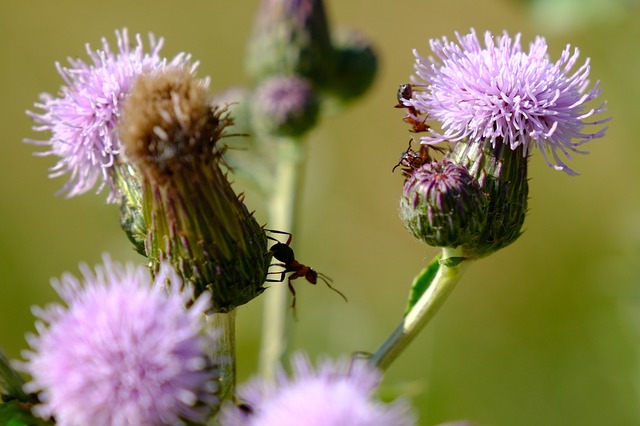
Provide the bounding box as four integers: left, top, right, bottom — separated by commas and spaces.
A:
15, 255, 217, 426
407, 29, 609, 175
26, 29, 193, 201
219, 353, 416, 426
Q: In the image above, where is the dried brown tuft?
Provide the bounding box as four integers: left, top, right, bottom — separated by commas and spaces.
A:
119, 67, 230, 179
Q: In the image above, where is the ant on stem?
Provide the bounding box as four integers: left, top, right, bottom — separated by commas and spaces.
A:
265, 229, 347, 311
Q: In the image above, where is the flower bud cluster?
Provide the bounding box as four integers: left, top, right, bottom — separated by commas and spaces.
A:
398, 29, 608, 258
398, 139, 529, 260
239, 0, 378, 141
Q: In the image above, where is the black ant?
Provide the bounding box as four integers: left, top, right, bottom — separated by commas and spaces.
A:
395, 83, 430, 133
265, 229, 347, 310
392, 139, 446, 178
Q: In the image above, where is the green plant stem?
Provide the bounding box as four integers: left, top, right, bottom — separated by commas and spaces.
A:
368, 247, 471, 370
206, 310, 237, 406
259, 136, 306, 380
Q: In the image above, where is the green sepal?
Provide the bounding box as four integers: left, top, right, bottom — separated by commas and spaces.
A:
439, 256, 466, 268
404, 254, 441, 315
447, 140, 529, 259
0, 401, 52, 426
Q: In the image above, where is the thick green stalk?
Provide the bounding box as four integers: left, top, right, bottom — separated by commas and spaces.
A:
206, 310, 237, 407
259, 136, 306, 380
369, 248, 470, 370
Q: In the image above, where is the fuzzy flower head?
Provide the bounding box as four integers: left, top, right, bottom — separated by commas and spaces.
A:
16, 255, 217, 426
26, 29, 193, 201
407, 29, 609, 175
220, 353, 416, 426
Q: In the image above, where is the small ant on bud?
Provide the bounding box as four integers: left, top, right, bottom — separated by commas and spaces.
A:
395, 83, 430, 133
392, 139, 445, 179
265, 229, 347, 311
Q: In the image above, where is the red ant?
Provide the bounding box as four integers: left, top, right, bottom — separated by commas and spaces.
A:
392, 139, 445, 178
395, 83, 430, 134
265, 229, 347, 310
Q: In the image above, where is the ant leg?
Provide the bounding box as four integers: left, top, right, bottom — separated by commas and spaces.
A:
266, 270, 287, 283
287, 280, 297, 309
287, 280, 299, 320
317, 274, 348, 303
264, 229, 293, 245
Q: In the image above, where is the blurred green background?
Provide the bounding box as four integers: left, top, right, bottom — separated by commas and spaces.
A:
1, 0, 639, 425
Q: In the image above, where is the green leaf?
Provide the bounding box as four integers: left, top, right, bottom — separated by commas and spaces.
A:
0, 349, 26, 401
0, 400, 51, 426
405, 254, 441, 314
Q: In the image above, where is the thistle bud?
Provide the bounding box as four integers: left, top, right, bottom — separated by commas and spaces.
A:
446, 140, 529, 259
245, 0, 335, 87
400, 159, 488, 249
324, 29, 377, 104
251, 75, 319, 137
119, 67, 271, 311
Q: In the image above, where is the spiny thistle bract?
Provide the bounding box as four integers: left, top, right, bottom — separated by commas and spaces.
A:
398, 29, 609, 257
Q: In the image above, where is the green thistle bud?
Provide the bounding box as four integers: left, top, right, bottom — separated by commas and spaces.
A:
251, 75, 319, 137
245, 0, 335, 87
119, 67, 271, 312
446, 140, 529, 259
324, 29, 377, 104
400, 159, 488, 249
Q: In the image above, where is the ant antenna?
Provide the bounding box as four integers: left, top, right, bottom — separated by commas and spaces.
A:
316, 273, 348, 303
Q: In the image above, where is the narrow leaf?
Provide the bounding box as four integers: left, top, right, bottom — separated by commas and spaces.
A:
405, 254, 441, 314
